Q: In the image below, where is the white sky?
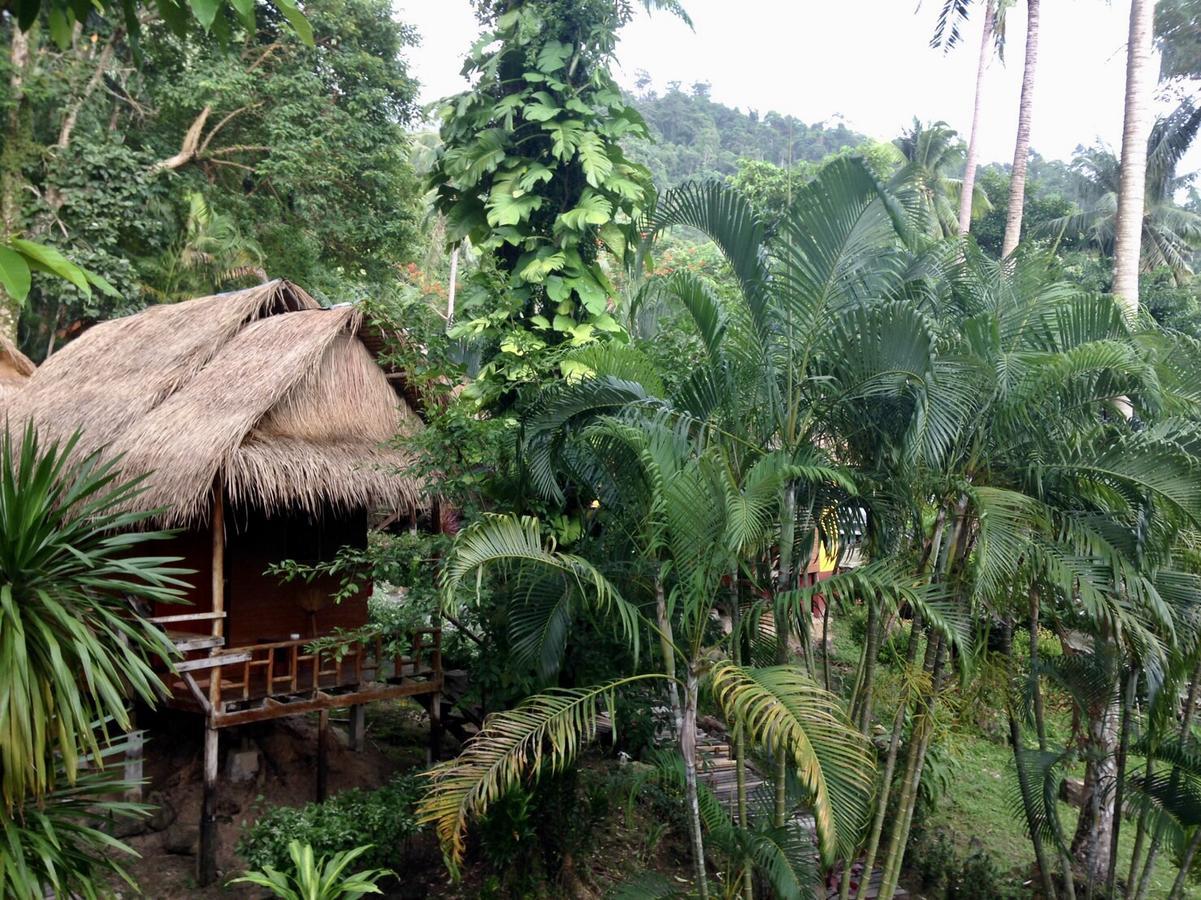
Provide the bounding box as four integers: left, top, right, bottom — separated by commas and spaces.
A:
397, 0, 1201, 174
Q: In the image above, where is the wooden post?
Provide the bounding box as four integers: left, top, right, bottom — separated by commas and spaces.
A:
123, 720, 144, 803
316, 709, 329, 802
349, 704, 366, 752
199, 481, 225, 888
198, 722, 219, 887
427, 693, 442, 764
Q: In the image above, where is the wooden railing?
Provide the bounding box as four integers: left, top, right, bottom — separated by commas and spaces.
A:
168, 628, 442, 708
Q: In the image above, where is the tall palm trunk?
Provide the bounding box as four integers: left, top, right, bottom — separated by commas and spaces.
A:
774, 485, 798, 828
1135, 658, 1201, 898
1004, 618, 1057, 900
878, 636, 946, 900
1072, 689, 1120, 893
1106, 668, 1139, 895
958, 1, 995, 236
1111, 0, 1159, 314
656, 569, 708, 898
681, 669, 709, 900
1001, 0, 1041, 258
851, 610, 924, 900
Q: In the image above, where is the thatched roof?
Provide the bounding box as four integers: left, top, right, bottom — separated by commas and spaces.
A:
5, 280, 426, 526
0, 333, 34, 404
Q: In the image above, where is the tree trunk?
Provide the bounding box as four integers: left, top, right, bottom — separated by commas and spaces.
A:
878, 636, 946, 900
447, 243, 459, 325
1004, 617, 1057, 900
1168, 827, 1201, 898
958, 1, 995, 236
1072, 691, 1120, 893
1106, 667, 1138, 895
655, 571, 683, 738
681, 670, 709, 900
1001, 0, 1041, 258
0, 24, 31, 342
774, 486, 797, 828
1111, 0, 1159, 314
1136, 657, 1201, 898
853, 611, 923, 900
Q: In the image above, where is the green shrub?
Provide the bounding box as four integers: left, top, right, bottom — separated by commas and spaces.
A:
231, 841, 392, 899
237, 775, 423, 872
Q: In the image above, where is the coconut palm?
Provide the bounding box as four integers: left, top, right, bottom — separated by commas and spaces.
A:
891, 119, 991, 238
1049, 102, 1201, 286
1004, 0, 1042, 257
1112, 0, 1160, 312
930, 0, 1013, 237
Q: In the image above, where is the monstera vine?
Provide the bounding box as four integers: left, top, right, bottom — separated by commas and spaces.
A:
428, 0, 689, 405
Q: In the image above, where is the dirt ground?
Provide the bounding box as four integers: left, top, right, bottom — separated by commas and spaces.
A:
109, 701, 695, 899
114, 704, 413, 898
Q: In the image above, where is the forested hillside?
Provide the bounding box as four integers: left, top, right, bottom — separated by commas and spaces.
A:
625, 78, 868, 184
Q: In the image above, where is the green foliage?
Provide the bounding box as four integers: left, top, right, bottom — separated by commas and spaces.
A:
7, 0, 423, 351
0, 741, 149, 900
428, 0, 681, 403
236, 775, 424, 873
1156, 0, 1201, 83
0, 424, 186, 810
910, 829, 1023, 900
8, 0, 312, 48
231, 841, 392, 899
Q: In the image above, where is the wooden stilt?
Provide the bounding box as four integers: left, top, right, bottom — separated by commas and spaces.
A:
198, 723, 219, 887
199, 480, 227, 888
123, 708, 144, 803
316, 709, 329, 802
349, 704, 366, 752
427, 692, 442, 764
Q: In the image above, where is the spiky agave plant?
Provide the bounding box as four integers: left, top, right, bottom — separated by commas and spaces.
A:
0, 423, 188, 896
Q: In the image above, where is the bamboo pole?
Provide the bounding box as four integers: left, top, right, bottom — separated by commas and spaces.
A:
198, 480, 225, 887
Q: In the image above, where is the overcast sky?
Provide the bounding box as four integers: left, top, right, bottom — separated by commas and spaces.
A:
397, 1, 1200, 173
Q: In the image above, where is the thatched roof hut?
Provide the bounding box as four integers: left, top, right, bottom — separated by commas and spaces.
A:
5, 280, 425, 526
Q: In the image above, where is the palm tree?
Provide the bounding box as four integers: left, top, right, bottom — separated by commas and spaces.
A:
423, 502, 876, 899
1003, 0, 1041, 257
891, 119, 990, 238
1112, 0, 1160, 313
1047, 103, 1201, 284
930, 0, 1012, 237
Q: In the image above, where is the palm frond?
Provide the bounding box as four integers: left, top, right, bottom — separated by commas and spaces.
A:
417, 675, 664, 873
708, 662, 875, 864
440, 515, 641, 662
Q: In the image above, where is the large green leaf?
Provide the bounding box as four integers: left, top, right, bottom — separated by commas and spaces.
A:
0, 246, 31, 302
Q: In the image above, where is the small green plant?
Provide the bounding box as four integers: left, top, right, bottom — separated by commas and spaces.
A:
237, 776, 423, 872
230, 841, 392, 899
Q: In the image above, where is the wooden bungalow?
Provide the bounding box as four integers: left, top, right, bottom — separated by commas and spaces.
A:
3, 280, 443, 885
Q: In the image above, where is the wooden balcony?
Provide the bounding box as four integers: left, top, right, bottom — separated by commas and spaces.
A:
164, 628, 443, 728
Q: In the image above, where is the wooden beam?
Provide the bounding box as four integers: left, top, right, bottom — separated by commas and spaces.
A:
176, 651, 252, 672
180, 672, 212, 713
212, 678, 442, 728
197, 723, 219, 887
171, 634, 226, 653
149, 611, 227, 625
148, 610, 225, 624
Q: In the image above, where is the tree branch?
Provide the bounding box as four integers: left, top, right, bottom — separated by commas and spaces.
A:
152, 104, 212, 172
